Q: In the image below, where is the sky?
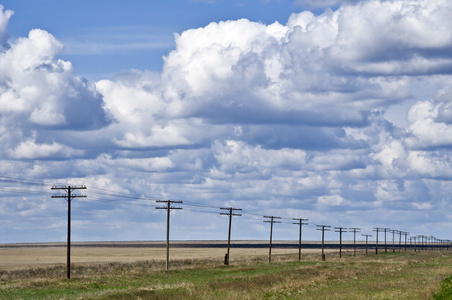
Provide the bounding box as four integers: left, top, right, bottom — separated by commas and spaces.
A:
1, 0, 452, 244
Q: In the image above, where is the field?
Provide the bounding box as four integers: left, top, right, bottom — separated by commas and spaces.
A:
1, 241, 452, 299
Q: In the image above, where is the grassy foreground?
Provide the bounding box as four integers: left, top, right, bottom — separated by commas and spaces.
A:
1, 251, 452, 299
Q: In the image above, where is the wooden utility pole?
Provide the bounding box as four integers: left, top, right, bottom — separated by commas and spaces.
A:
51, 185, 87, 279
349, 228, 361, 256
334, 227, 347, 258
263, 216, 281, 263
156, 200, 182, 270
316, 225, 331, 261
292, 218, 308, 261
362, 234, 372, 255
390, 229, 398, 253
220, 207, 242, 265
418, 235, 425, 251
383, 228, 390, 253
373, 228, 382, 254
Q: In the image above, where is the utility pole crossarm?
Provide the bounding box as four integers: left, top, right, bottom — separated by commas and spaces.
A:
220, 207, 242, 217
51, 185, 87, 200
263, 216, 282, 223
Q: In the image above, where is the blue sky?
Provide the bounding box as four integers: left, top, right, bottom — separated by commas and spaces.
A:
1, 0, 452, 244
2, 0, 301, 79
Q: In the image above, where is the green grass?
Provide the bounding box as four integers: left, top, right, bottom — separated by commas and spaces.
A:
434, 274, 452, 300
1, 251, 452, 299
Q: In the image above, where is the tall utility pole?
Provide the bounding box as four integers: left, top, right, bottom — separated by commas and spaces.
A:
349, 228, 361, 256
156, 200, 183, 270
383, 228, 390, 253
292, 218, 308, 261
373, 228, 382, 254
220, 207, 242, 265
362, 234, 372, 255
334, 227, 347, 258
317, 225, 331, 261
398, 231, 403, 252
263, 216, 281, 263
51, 185, 87, 279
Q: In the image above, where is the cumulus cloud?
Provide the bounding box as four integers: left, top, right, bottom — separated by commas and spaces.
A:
0, 8, 111, 161
2, 0, 452, 242
0, 28, 110, 130
88, 0, 452, 234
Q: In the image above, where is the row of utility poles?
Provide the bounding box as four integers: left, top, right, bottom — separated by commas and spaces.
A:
373, 227, 410, 254
51, 185, 451, 280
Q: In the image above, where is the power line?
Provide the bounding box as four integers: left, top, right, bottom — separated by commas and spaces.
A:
0, 175, 46, 186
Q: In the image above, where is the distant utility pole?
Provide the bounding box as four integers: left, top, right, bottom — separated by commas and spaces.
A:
263, 216, 281, 263
398, 231, 403, 252
373, 228, 382, 254
390, 230, 398, 253
362, 234, 372, 255
418, 235, 425, 251
317, 225, 331, 261
156, 200, 183, 270
292, 218, 308, 261
383, 228, 390, 253
404, 232, 409, 252
349, 228, 361, 256
220, 207, 242, 265
431, 236, 435, 251
414, 235, 417, 252
51, 185, 87, 279
334, 227, 347, 258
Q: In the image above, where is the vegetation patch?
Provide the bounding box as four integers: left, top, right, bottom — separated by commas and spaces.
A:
1, 251, 452, 299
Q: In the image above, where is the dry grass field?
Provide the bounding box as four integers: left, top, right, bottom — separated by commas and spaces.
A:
1, 241, 451, 299
0, 241, 337, 270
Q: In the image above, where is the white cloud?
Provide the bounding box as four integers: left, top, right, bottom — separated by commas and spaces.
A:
317, 194, 345, 207
405, 100, 452, 149
0, 11, 111, 159
2, 1, 452, 242
8, 134, 83, 159
213, 140, 307, 175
